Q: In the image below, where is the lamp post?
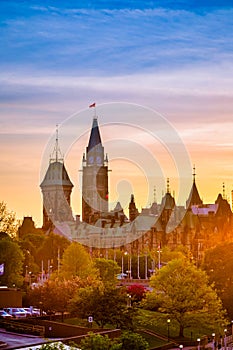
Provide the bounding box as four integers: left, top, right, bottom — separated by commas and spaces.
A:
224, 328, 227, 350
29, 271, 32, 287
137, 248, 140, 279
167, 319, 170, 340
179, 344, 183, 350
124, 251, 129, 279
157, 244, 162, 269
129, 253, 132, 279
121, 252, 124, 275
25, 265, 28, 283
212, 333, 215, 350
197, 338, 201, 350
127, 294, 132, 307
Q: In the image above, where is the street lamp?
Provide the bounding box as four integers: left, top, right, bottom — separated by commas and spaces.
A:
124, 251, 128, 279
179, 345, 183, 350
121, 251, 124, 275
29, 271, 32, 287
167, 319, 170, 340
49, 265, 53, 277
137, 248, 140, 279
212, 333, 215, 350
197, 338, 201, 350
224, 328, 227, 350
127, 294, 132, 307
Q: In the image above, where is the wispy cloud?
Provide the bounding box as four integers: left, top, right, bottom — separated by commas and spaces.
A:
0, 1, 232, 225
0, 6, 232, 75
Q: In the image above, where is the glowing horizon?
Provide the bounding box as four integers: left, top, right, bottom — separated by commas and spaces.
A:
0, 1, 232, 227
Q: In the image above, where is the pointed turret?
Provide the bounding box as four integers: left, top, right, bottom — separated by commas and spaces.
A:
40, 126, 73, 230
161, 178, 175, 210
160, 178, 176, 236
186, 165, 203, 209
129, 194, 139, 222
215, 193, 232, 217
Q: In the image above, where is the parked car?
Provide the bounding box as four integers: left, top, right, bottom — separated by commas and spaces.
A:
0, 310, 12, 319
23, 307, 41, 317
20, 308, 32, 317
4, 308, 27, 318
33, 308, 45, 316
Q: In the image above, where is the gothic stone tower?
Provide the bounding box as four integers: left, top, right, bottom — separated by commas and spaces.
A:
82, 117, 109, 223
40, 128, 73, 230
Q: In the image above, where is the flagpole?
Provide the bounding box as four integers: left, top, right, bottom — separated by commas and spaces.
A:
89, 103, 97, 118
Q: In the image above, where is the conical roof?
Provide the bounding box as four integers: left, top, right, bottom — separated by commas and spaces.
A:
161, 192, 175, 210
40, 161, 73, 188
186, 180, 203, 208
215, 193, 232, 217
87, 118, 102, 152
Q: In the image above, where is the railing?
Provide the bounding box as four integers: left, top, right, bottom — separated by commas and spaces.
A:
0, 319, 45, 336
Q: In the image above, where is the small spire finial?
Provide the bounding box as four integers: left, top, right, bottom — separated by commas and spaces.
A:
223, 182, 225, 199
50, 124, 63, 163
193, 164, 196, 183
167, 178, 170, 194
153, 186, 157, 203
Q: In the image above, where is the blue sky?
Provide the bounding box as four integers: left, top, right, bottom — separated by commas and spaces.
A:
0, 0, 232, 225
1, 1, 232, 76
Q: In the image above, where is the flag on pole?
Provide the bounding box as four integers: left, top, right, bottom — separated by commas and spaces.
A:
89, 102, 96, 108
0, 263, 4, 276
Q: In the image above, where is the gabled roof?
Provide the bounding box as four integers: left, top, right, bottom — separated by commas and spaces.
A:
87, 117, 102, 153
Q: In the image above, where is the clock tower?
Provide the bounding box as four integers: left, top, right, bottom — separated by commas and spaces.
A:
82, 117, 109, 223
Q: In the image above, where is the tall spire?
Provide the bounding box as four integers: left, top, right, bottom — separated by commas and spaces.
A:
50, 125, 63, 163
87, 118, 102, 153
186, 166, 203, 208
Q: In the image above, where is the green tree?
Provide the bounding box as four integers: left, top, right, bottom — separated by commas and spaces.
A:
202, 242, 233, 318
94, 258, 121, 285
60, 242, 96, 279
120, 331, 149, 350
28, 277, 81, 319
36, 232, 70, 272
0, 201, 19, 237
80, 332, 120, 350
147, 258, 227, 337
80, 331, 149, 350
69, 285, 135, 329
29, 274, 101, 319
0, 238, 24, 287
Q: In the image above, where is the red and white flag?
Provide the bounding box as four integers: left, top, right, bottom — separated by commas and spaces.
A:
89, 102, 96, 108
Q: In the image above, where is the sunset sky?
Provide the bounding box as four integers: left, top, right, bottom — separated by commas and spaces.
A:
0, 0, 232, 227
